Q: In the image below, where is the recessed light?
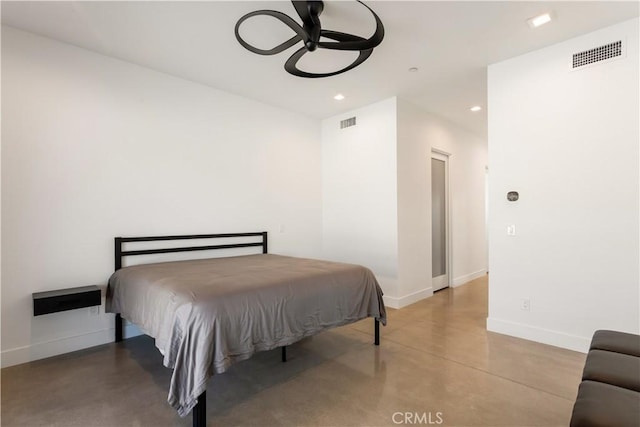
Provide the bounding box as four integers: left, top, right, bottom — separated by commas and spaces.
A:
527, 13, 552, 28
408, 67, 419, 72
334, 94, 345, 101
470, 106, 482, 112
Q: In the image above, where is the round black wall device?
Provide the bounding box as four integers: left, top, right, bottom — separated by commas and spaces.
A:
507, 191, 519, 202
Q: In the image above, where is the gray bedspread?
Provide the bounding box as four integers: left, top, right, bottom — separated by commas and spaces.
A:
106, 254, 386, 417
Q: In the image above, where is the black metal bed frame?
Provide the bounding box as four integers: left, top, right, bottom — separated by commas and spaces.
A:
112, 231, 380, 427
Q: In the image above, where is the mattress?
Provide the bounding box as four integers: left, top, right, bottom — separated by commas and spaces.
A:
106, 253, 386, 416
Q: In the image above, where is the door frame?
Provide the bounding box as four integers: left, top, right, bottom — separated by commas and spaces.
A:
431, 149, 452, 291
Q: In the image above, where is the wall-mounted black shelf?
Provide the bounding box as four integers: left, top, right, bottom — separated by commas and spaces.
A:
33, 285, 101, 316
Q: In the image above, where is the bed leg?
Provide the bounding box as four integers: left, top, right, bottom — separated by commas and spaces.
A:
281, 346, 287, 363
374, 319, 380, 346
193, 391, 206, 427
115, 314, 123, 342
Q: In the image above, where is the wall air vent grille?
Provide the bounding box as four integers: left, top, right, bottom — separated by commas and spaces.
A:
340, 117, 356, 129
572, 40, 623, 69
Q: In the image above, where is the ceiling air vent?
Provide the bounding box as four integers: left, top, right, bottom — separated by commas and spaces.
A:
340, 117, 356, 129
572, 40, 623, 70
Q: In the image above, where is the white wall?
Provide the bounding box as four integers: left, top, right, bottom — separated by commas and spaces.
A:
487, 18, 639, 352
321, 98, 399, 297
1, 26, 323, 367
322, 97, 488, 307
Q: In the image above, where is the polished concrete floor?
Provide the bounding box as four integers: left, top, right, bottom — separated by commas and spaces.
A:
1, 275, 586, 426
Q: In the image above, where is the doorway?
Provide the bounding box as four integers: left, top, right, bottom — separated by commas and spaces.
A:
431, 151, 450, 291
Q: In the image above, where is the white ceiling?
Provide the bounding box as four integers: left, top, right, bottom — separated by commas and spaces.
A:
2, 1, 638, 137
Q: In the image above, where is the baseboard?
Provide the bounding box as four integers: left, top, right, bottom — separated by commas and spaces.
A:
1, 324, 144, 368
1, 329, 113, 368
384, 287, 432, 309
486, 317, 591, 353
452, 269, 487, 287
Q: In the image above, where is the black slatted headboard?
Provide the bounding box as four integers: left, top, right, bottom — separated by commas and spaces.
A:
114, 232, 268, 271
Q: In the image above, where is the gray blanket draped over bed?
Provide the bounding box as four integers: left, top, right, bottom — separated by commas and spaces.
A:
106, 254, 386, 416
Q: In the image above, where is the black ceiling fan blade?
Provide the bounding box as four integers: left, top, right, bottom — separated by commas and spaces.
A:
284, 45, 373, 78
317, 1, 384, 51
234, 9, 308, 56
319, 30, 366, 43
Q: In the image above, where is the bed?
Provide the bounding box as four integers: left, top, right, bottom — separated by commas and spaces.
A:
105, 232, 386, 427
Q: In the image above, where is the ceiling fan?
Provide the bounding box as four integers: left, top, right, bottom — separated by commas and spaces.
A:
234, 1, 385, 78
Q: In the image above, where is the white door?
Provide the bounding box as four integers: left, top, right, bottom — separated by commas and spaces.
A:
431, 152, 449, 291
